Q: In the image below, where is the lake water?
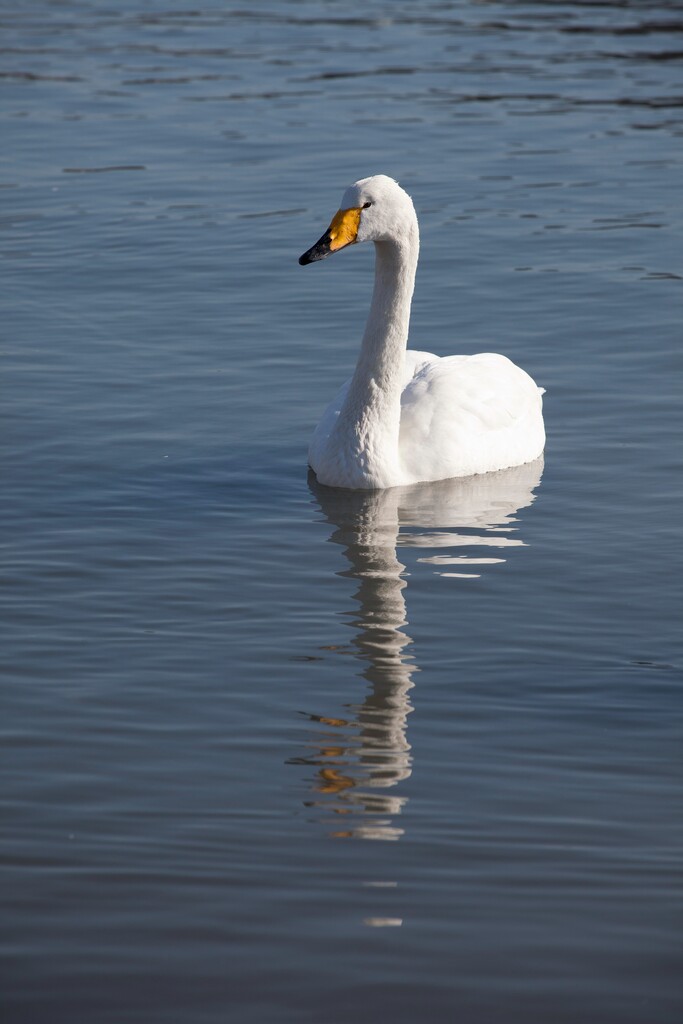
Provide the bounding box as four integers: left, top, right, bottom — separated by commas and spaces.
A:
2, 2, 682, 1021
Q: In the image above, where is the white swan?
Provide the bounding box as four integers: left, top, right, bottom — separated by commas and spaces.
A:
299, 175, 545, 490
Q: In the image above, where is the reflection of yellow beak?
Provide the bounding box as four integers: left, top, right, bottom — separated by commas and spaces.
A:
299, 207, 361, 265
317, 768, 355, 794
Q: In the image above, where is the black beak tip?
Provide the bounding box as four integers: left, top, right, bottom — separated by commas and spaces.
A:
299, 248, 328, 266
298, 231, 332, 266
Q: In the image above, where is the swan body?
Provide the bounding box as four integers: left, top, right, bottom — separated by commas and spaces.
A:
299, 175, 545, 490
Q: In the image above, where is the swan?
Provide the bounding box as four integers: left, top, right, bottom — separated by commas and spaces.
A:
299, 174, 545, 490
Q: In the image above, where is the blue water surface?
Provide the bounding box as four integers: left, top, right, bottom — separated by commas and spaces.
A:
2, 2, 682, 1022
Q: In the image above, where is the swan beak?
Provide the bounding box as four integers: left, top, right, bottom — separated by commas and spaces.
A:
299, 207, 361, 265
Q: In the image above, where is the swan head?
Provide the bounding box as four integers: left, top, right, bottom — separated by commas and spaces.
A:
299, 175, 416, 265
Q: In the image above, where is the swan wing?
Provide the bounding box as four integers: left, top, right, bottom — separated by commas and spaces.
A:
399, 351, 545, 481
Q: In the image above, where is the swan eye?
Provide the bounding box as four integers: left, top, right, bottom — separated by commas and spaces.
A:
362, 201, 373, 209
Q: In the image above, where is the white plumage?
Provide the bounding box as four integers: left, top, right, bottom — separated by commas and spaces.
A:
300, 175, 545, 490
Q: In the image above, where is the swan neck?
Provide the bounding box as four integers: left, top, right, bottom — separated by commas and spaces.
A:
358, 230, 418, 378
330, 221, 419, 488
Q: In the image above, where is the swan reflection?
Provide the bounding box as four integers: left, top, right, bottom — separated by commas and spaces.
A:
292, 459, 544, 841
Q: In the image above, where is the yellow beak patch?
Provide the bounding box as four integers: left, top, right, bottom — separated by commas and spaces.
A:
328, 207, 361, 252
299, 205, 362, 265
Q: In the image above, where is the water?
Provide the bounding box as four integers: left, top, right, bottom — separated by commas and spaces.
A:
2, 2, 682, 1021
